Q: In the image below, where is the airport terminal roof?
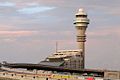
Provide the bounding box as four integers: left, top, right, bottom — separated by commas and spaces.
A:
39, 61, 64, 67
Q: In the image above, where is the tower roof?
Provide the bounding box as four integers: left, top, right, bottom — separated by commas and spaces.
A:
75, 8, 87, 15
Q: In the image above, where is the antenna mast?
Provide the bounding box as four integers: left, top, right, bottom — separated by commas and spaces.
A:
56, 41, 58, 53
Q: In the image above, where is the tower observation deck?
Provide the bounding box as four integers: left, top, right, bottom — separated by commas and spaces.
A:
74, 8, 89, 69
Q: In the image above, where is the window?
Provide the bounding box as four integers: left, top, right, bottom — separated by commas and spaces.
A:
76, 15, 87, 17
3, 73, 5, 75
46, 78, 48, 80
33, 76, 35, 79
21, 75, 24, 78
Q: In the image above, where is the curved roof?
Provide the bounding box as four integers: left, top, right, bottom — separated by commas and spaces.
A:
75, 8, 87, 15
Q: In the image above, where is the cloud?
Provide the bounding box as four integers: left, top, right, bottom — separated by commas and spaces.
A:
0, 2, 15, 7
0, 24, 15, 31
17, 6, 56, 14
26, 3, 39, 6
9, 0, 65, 6
86, 27, 120, 51
88, 27, 120, 38
0, 30, 38, 37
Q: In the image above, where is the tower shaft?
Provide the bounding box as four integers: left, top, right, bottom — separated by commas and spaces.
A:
74, 9, 89, 69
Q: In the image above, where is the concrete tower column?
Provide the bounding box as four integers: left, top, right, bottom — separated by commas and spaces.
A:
74, 9, 89, 69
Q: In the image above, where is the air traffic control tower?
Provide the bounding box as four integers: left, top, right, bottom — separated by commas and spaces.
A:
74, 9, 89, 69
40, 9, 90, 70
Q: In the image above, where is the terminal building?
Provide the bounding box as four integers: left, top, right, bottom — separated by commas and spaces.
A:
40, 49, 83, 69
40, 8, 89, 70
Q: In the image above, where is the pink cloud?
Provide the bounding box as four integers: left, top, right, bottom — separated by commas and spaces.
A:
86, 27, 120, 48
0, 30, 38, 37
38, 30, 73, 36
0, 24, 12, 31
88, 27, 120, 37
0, 24, 38, 40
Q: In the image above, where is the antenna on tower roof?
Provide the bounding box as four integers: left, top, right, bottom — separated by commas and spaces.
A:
55, 41, 58, 53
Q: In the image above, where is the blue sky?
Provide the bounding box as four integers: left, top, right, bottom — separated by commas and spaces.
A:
0, 0, 120, 70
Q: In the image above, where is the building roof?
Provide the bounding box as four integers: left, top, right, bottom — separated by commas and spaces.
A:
2, 63, 105, 75
39, 61, 64, 67
47, 49, 82, 59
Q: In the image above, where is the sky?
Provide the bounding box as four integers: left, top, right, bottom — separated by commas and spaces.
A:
0, 0, 120, 70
